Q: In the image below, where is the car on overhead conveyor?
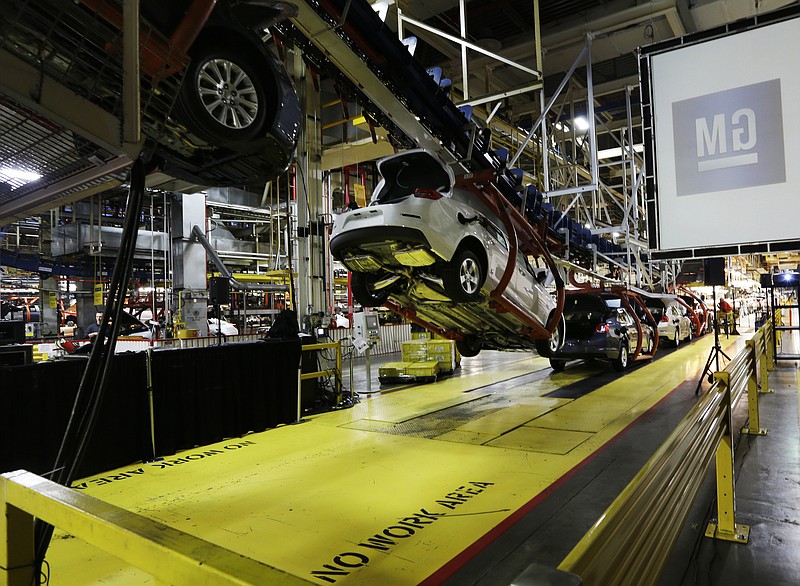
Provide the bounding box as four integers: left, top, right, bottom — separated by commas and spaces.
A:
643, 295, 694, 348
329, 149, 565, 358
2, 0, 301, 187
546, 292, 657, 372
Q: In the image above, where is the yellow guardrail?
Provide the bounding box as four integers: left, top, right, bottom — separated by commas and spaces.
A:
300, 341, 343, 402
558, 320, 775, 586
1, 470, 311, 586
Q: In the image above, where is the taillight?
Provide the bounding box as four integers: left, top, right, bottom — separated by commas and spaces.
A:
414, 188, 443, 200
660, 316, 669, 322
596, 323, 609, 333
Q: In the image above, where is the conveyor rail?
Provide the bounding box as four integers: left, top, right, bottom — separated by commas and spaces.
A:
283, 0, 625, 272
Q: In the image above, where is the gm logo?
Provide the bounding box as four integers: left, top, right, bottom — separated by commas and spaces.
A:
672, 79, 785, 196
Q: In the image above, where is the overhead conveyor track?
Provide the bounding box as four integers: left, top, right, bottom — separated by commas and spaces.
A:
289, 0, 669, 350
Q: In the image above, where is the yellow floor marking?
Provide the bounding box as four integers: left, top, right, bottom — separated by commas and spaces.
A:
347, 392, 491, 424
529, 393, 649, 433
315, 361, 546, 427
487, 426, 593, 454
457, 398, 570, 435
45, 336, 749, 585
435, 429, 494, 445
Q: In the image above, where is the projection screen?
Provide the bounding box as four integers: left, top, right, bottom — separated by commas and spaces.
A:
641, 8, 800, 258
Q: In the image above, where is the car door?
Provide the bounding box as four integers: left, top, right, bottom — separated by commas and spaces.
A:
618, 308, 638, 352
664, 305, 676, 338
510, 253, 541, 317
482, 220, 511, 292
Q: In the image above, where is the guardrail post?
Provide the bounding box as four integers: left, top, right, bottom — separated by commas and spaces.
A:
1, 473, 37, 586
705, 372, 750, 544
765, 321, 775, 371
742, 341, 768, 436
758, 331, 775, 394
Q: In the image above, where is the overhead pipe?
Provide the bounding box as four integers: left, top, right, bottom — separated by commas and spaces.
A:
191, 225, 289, 292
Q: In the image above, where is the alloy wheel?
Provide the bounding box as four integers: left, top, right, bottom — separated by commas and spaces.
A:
197, 58, 259, 130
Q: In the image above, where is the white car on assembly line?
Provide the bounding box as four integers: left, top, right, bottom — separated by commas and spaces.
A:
644, 295, 694, 348
329, 149, 563, 357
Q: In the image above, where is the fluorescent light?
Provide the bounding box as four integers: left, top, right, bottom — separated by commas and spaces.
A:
0, 167, 41, 183
574, 116, 590, 131
597, 145, 644, 160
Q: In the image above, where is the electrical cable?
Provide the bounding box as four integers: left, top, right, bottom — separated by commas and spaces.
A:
33, 159, 147, 573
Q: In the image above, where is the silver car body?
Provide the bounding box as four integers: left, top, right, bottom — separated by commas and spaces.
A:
330, 149, 557, 351
647, 297, 693, 345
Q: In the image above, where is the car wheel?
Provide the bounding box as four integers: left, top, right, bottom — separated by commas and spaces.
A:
535, 314, 565, 357
456, 335, 482, 357
442, 249, 484, 302
351, 272, 391, 307
613, 343, 629, 371
178, 42, 272, 144
674, 330, 680, 348
550, 358, 566, 372
687, 327, 693, 342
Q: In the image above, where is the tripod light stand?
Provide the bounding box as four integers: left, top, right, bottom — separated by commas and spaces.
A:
695, 285, 730, 395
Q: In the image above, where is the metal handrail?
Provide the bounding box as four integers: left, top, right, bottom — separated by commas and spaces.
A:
1, 470, 311, 585
558, 319, 774, 585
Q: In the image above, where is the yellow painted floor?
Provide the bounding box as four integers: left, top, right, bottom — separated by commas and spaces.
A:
45, 334, 747, 585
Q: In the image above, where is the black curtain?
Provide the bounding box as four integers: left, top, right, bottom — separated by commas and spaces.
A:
0, 353, 149, 477
150, 339, 301, 456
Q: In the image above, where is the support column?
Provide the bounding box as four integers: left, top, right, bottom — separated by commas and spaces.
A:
294, 50, 327, 330
38, 276, 60, 339
75, 279, 99, 338
170, 192, 208, 336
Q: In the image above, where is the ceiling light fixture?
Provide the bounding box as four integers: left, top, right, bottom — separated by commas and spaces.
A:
0, 167, 42, 183
597, 145, 644, 160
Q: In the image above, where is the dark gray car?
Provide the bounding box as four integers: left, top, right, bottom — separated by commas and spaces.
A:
548, 293, 655, 372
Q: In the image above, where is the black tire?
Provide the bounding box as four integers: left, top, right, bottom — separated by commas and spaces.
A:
177, 42, 273, 144
456, 335, 482, 358
442, 249, 484, 302
687, 326, 693, 342
613, 342, 629, 371
550, 358, 566, 372
673, 330, 680, 348
351, 272, 391, 307
535, 315, 565, 357
645, 334, 654, 355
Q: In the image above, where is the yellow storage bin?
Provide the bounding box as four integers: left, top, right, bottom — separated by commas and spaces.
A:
401, 339, 428, 362
379, 362, 410, 378
405, 360, 440, 380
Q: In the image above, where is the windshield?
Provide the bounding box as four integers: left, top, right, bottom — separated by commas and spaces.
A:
375, 151, 451, 203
